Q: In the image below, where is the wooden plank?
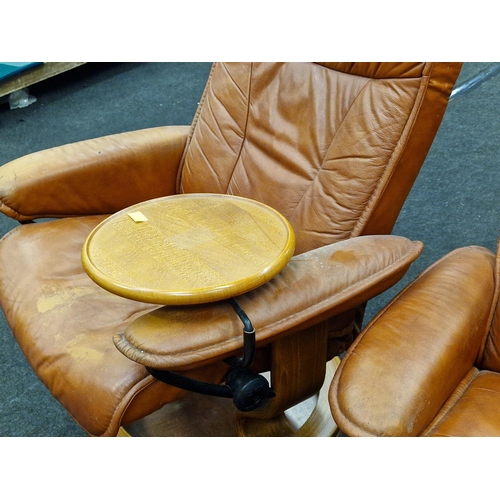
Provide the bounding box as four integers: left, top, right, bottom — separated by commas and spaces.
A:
0, 62, 86, 99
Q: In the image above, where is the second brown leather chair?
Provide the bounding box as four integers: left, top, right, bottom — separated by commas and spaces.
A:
330, 239, 500, 436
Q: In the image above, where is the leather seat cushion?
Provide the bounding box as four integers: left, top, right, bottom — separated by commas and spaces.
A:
424, 370, 500, 437
0, 216, 227, 436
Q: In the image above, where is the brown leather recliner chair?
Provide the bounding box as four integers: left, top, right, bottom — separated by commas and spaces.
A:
329, 240, 500, 436
0, 62, 461, 437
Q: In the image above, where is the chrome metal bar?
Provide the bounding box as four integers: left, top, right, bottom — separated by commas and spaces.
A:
450, 63, 500, 101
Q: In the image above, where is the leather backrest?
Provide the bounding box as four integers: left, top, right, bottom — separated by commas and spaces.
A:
178, 62, 461, 254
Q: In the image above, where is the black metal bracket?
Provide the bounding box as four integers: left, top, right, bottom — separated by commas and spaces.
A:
147, 298, 275, 412
224, 297, 256, 369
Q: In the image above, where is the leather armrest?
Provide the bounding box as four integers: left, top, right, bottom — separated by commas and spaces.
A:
114, 235, 423, 371
329, 245, 496, 437
0, 126, 190, 221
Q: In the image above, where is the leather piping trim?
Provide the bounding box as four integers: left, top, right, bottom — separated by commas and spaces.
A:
99, 372, 158, 437
420, 367, 479, 437
477, 236, 500, 364
176, 62, 218, 192
351, 67, 429, 237
223, 62, 253, 194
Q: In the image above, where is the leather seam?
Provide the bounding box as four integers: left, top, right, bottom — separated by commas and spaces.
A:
288, 68, 371, 226
351, 69, 430, 237
477, 237, 500, 363
177, 62, 218, 192
0, 222, 30, 246
0, 200, 28, 221
420, 368, 478, 436
100, 372, 157, 437
224, 62, 253, 193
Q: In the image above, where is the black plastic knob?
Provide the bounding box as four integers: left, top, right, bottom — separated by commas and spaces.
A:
225, 368, 275, 412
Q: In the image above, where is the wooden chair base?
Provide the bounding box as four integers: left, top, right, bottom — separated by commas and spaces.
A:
119, 357, 340, 437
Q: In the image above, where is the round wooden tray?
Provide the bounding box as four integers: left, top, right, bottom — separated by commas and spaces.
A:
82, 194, 295, 305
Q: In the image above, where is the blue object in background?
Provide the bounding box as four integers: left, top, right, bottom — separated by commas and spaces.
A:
0, 62, 42, 82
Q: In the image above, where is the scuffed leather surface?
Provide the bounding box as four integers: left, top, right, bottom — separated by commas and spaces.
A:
115, 236, 423, 370
180, 62, 461, 254
0, 126, 189, 221
0, 216, 228, 436
329, 246, 496, 437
